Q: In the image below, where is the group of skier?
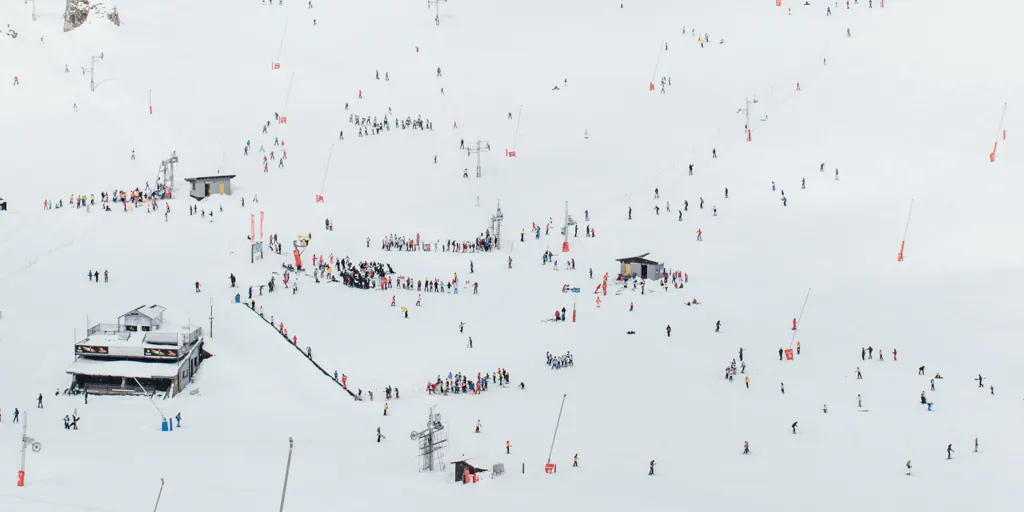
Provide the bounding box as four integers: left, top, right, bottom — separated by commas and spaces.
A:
379, 233, 496, 253
546, 351, 574, 370
346, 112, 433, 139
426, 369, 510, 396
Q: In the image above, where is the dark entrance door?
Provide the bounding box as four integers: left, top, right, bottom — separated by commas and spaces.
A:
641, 265, 648, 279
204, 183, 211, 197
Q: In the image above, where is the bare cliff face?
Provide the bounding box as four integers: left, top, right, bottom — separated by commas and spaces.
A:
63, 0, 90, 31
63, 1, 120, 32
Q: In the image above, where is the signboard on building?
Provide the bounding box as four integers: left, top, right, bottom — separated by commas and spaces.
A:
145, 348, 179, 359
76, 345, 109, 355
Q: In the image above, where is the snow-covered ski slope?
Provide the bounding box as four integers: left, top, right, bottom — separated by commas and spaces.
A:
2, 0, 1023, 510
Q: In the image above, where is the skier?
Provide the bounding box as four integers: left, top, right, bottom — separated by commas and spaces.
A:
779, 347, 784, 360
974, 437, 979, 452
195, 281, 201, 293
712, 148, 717, 158
666, 325, 672, 337
459, 322, 465, 333
573, 454, 579, 467
780, 383, 785, 394
743, 441, 750, 455
715, 320, 721, 332
475, 420, 482, 433
906, 460, 912, 475
37, 393, 43, 408
725, 187, 729, 198
506, 440, 511, 454
383, 403, 389, 416
377, 427, 384, 442
648, 460, 656, 475
791, 421, 798, 434
946, 444, 954, 459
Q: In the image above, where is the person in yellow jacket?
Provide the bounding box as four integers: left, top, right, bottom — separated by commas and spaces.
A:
744, 376, 750, 389
796, 341, 801, 355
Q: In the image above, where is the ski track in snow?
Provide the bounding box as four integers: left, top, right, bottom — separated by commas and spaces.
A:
1, 1, 1023, 511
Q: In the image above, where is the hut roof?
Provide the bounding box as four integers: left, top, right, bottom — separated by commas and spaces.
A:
184, 174, 236, 182
615, 253, 661, 265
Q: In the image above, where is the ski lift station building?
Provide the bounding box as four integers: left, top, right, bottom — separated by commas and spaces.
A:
616, 253, 665, 279
184, 174, 235, 200
66, 305, 209, 397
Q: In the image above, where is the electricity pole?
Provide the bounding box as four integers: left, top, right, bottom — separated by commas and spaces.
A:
279, 438, 295, 512
427, 0, 447, 25
466, 140, 491, 178
85, 54, 104, 92
546, 394, 568, 465
208, 298, 214, 338
18, 410, 42, 487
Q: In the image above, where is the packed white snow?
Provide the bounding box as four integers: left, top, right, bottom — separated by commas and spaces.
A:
1, 0, 1022, 510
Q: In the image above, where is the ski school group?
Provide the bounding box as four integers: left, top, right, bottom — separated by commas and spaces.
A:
425, 369, 514, 396
379, 233, 497, 253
